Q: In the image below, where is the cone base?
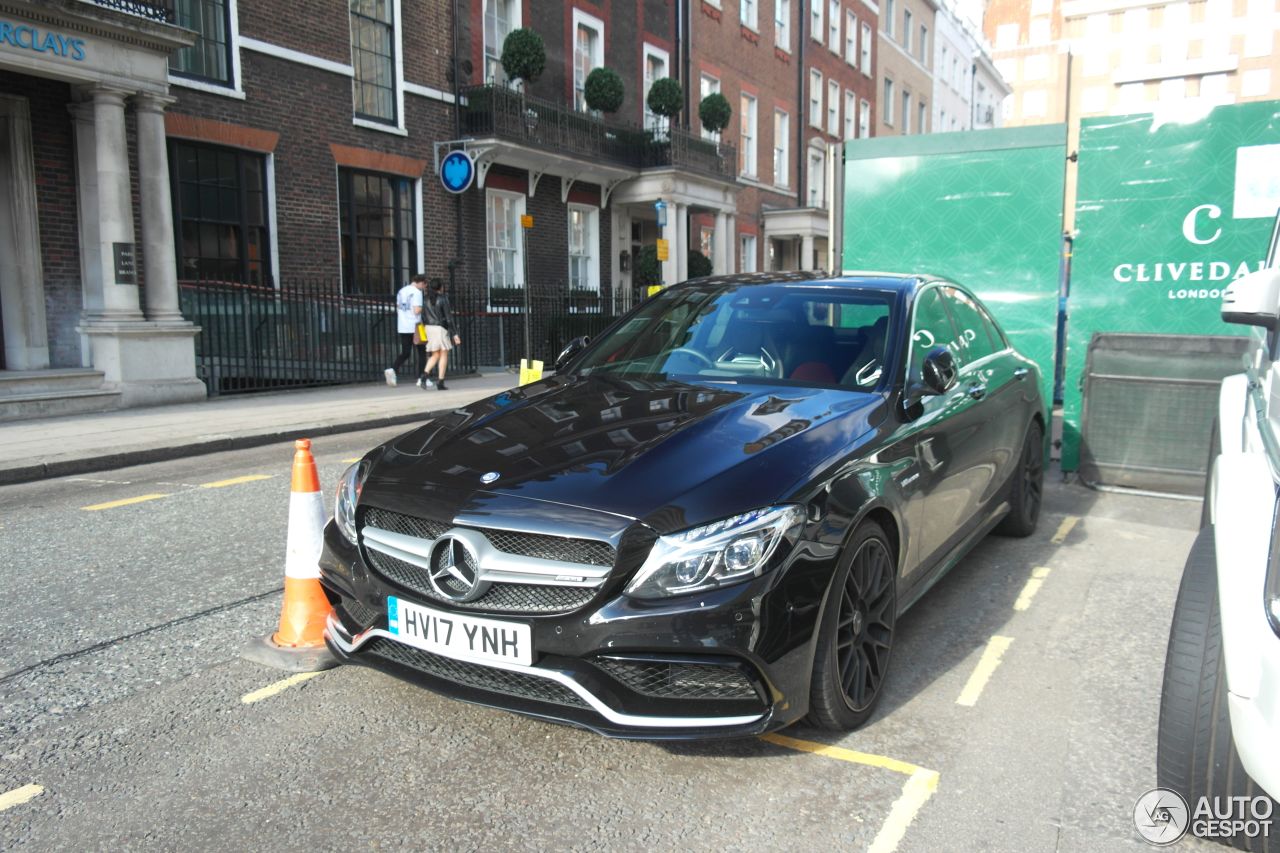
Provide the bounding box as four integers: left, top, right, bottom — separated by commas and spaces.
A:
242, 634, 340, 673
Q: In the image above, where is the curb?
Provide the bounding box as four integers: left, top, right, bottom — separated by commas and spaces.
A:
0, 407, 451, 487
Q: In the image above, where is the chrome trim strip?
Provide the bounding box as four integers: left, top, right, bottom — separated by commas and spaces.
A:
324, 615, 765, 730
362, 525, 610, 588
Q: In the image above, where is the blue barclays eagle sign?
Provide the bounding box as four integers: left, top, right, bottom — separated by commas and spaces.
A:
0, 21, 87, 61
440, 150, 475, 194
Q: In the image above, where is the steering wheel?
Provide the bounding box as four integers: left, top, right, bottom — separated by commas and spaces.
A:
667, 347, 715, 368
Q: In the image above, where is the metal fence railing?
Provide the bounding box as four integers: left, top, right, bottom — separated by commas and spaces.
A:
89, 0, 175, 22
179, 279, 644, 396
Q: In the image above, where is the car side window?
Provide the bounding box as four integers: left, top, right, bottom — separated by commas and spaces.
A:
941, 287, 999, 368
909, 288, 961, 381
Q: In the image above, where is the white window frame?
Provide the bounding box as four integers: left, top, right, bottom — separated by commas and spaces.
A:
828, 0, 840, 52
844, 10, 857, 65
919, 24, 928, 63
807, 146, 826, 207
486, 188, 526, 294
917, 99, 927, 134
883, 77, 894, 126
827, 78, 839, 135
775, 0, 791, 51
739, 234, 758, 273
642, 43, 670, 132
567, 203, 600, 293
811, 0, 824, 41
168, 0, 245, 99
572, 8, 605, 113
860, 20, 872, 74
885, 0, 895, 37
700, 73, 721, 140
350, 0, 406, 135
903, 8, 913, 52
843, 88, 856, 139
809, 68, 823, 127
901, 89, 911, 134
739, 92, 759, 178
858, 98, 870, 137
741, 0, 758, 30
482, 0, 521, 86
773, 108, 790, 188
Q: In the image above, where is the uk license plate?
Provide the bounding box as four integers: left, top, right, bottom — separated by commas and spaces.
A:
386, 596, 532, 666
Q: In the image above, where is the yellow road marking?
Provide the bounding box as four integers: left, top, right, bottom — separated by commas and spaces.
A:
241, 671, 323, 704
1013, 567, 1052, 611
760, 732, 922, 777
1051, 515, 1079, 544
868, 769, 941, 853
341, 457, 361, 464
200, 474, 273, 489
81, 493, 170, 511
957, 635, 1015, 707
0, 784, 44, 812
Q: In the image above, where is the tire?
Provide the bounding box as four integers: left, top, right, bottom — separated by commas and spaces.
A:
995, 419, 1044, 537
1157, 527, 1277, 852
1201, 418, 1219, 529
807, 520, 897, 731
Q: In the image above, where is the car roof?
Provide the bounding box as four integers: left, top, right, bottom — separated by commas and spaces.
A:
675, 271, 944, 295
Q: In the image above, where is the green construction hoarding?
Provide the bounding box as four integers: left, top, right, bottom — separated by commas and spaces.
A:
1063, 103, 1280, 471
840, 125, 1066, 416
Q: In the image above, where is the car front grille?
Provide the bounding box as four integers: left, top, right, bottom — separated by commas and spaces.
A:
364, 548, 599, 614
593, 658, 761, 701
340, 596, 381, 628
363, 637, 588, 709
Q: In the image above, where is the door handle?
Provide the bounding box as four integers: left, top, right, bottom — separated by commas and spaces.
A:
967, 384, 987, 400
1013, 368, 1029, 380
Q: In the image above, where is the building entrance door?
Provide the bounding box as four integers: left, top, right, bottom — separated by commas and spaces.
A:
0, 95, 49, 371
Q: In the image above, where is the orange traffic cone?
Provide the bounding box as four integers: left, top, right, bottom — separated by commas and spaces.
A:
243, 438, 338, 672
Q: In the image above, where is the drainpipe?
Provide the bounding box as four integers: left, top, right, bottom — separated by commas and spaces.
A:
796, 0, 806, 208
452, 0, 464, 277
679, 0, 692, 125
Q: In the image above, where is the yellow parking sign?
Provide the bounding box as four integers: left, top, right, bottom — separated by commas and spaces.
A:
520, 214, 533, 229
656, 239, 669, 261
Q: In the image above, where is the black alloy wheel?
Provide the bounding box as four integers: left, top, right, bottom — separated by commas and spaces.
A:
807, 521, 897, 730
996, 420, 1044, 537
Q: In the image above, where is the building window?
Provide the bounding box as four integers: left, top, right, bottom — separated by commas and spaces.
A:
775, 0, 790, 50
844, 10, 857, 64
171, 0, 232, 84
171, 141, 269, 284
811, 0, 823, 40
643, 45, 670, 132
773, 109, 790, 187
917, 100, 927, 133
828, 0, 840, 52
809, 68, 823, 127
827, 79, 839, 135
844, 89, 856, 138
350, 0, 397, 123
338, 168, 415, 295
807, 148, 825, 207
700, 74, 721, 140
919, 25, 928, 63
568, 205, 599, 291
859, 98, 870, 137
741, 0, 758, 29
483, 0, 519, 84
883, 78, 894, 125
486, 189, 525, 292
700, 227, 714, 259
885, 0, 895, 36
903, 9, 913, 52
573, 10, 604, 113
739, 234, 758, 273
739, 92, 758, 178
901, 90, 911, 133
860, 21, 872, 73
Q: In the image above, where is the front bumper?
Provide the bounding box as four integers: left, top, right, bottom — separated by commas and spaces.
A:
319, 519, 835, 739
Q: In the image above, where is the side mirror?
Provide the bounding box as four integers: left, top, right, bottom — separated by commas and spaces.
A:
904, 347, 958, 408
1223, 267, 1280, 329
553, 336, 590, 372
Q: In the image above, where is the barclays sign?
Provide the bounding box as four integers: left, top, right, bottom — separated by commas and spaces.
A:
0, 21, 87, 62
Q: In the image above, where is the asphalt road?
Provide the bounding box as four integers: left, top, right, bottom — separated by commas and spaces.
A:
0, 426, 1220, 851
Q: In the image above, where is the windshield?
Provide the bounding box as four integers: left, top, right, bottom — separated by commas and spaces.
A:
576, 283, 896, 389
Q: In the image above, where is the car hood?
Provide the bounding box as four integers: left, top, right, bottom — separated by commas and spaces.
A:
365, 375, 885, 534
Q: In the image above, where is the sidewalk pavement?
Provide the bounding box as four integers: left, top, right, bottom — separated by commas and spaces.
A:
0, 372, 518, 485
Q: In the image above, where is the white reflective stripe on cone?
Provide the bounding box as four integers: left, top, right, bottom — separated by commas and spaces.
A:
284, 491, 327, 580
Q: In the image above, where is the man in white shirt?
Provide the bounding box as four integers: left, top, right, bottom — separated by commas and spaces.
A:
386, 274, 427, 387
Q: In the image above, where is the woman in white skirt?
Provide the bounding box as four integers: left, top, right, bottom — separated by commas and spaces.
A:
420, 280, 461, 390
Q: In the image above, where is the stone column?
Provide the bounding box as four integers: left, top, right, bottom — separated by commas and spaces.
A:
713, 210, 728, 274
89, 86, 143, 321
725, 215, 736, 273
801, 234, 815, 271
675, 203, 689, 282
660, 199, 678, 287
134, 93, 183, 322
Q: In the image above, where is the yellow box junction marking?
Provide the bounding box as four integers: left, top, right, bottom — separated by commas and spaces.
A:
761, 733, 940, 853
200, 474, 273, 489
1013, 567, 1052, 611
241, 671, 323, 705
0, 784, 44, 812
956, 635, 1015, 707
81, 493, 170, 511
1051, 515, 1079, 545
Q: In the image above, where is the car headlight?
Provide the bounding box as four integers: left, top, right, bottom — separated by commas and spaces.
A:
625, 505, 807, 600
335, 460, 369, 543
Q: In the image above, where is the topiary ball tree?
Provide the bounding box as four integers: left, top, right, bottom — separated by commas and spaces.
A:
698, 93, 732, 135
500, 28, 546, 86
635, 245, 661, 289
646, 77, 683, 120
687, 251, 713, 279
584, 67, 624, 113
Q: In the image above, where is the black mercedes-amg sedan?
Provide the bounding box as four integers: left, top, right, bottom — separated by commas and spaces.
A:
320, 273, 1045, 738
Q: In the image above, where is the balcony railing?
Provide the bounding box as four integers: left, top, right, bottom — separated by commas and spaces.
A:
87, 0, 175, 23
461, 85, 737, 181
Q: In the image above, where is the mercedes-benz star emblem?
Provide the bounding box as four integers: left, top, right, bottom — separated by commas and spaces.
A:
427, 535, 489, 602
481, 471, 500, 484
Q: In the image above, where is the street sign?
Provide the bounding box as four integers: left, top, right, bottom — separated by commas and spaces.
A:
656, 239, 669, 261
520, 214, 533, 229
439, 150, 475, 194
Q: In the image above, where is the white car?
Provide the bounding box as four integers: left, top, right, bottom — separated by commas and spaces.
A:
1158, 216, 1280, 851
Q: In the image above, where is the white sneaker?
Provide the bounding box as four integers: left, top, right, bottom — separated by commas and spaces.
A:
384, 368, 397, 386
